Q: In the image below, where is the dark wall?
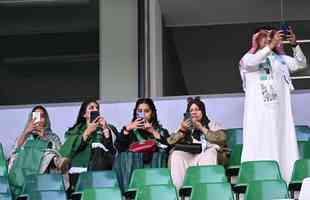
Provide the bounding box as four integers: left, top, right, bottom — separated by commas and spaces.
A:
0, 1, 99, 105
163, 20, 310, 96
163, 29, 188, 96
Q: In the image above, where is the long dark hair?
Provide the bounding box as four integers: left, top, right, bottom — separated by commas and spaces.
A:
186, 96, 210, 128
131, 98, 159, 128
71, 98, 99, 129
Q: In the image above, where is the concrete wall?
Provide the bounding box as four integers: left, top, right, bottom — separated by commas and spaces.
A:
99, 0, 139, 101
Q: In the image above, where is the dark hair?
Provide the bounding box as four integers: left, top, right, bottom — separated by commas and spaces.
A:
253, 26, 276, 34
31, 105, 48, 116
186, 96, 210, 128
131, 98, 159, 128
71, 98, 99, 129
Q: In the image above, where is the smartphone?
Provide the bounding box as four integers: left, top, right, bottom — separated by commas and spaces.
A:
183, 112, 192, 121
280, 22, 289, 36
136, 111, 145, 119
90, 111, 100, 122
32, 112, 41, 123
183, 112, 193, 130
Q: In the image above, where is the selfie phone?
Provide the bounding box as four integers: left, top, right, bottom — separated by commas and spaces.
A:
136, 111, 145, 119
32, 112, 41, 123
280, 22, 289, 36
90, 111, 100, 122
183, 112, 191, 121
183, 112, 193, 129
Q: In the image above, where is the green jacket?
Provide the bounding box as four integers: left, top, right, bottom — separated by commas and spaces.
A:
59, 123, 118, 168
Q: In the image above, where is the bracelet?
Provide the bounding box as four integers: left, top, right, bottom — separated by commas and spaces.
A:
179, 129, 187, 135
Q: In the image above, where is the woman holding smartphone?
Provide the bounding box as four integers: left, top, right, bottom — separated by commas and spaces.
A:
167, 97, 227, 190
59, 98, 118, 171
113, 98, 170, 193
8, 105, 64, 198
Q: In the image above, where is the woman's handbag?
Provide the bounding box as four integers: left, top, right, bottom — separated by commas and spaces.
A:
128, 130, 157, 153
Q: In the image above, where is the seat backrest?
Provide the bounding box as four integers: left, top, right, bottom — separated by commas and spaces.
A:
244, 180, 289, 200
81, 187, 122, 200
290, 159, 310, 183
0, 143, 8, 177
190, 182, 234, 200
237, 160, 282, 184
28, 191, 67, 200
75, 170, 118, 192
0, 193, 12, 200
135, 185, 178, 200
228, 144, 243, 167
295, 125, 310, 141
298, 141, 310, 159
226, 128, 243, 147
0, 176, 10, 194
183, 165, 227, 187
129, 168, 172, 190
23, 174, 64, 193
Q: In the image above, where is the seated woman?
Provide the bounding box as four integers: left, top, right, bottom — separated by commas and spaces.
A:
8, 105, 66, 198
59, 98, 118, 171
168, 97, 227, 190
113, 98, 170, 193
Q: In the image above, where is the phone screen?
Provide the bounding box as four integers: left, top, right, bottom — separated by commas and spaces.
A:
136, 111, 145, 119
280, 22, 289, 36
32, 112, 40, 123
183, 112, 191, 121
183, 112, 193, 130
90, 111, 100, 122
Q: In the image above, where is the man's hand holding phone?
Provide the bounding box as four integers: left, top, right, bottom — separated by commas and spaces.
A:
269, 30, 284, 50
287, 27, 297, 46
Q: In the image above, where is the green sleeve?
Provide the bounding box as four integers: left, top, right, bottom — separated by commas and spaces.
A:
59, 126, 84, 158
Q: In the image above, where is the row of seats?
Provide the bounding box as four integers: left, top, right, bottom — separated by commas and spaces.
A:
75, 160, 310, 199
226, 125, 310, 147
0, 162, 309, 199
0, 125, 309, 199
226, 125, 310, 178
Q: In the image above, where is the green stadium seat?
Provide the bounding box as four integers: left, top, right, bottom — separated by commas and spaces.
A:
295, 125, 310, 141
180, 165, 227, 197
72, 170, 118, 199
126, 168, 173, 199
226, 144, 243, 178
0, 176, 11, 194
0, 143, 8, 177
226, 128, 243, 148
81, 187, 122, 200
28, 191, 67, 200
298, 141, 310, 159
190, 182, 234, 200
134, 185, 178, 200
288, 159, 310, 197
20, 173, 65, 199
234, 160, 283, 194
0, 193, 12, 200
244, 180, 289, 200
